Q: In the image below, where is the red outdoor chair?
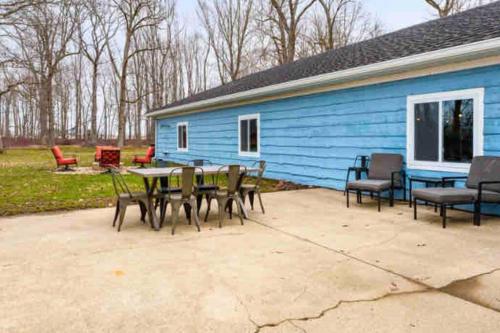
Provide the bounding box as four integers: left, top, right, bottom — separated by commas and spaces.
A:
132, 145, 155, 167
51, 146, 78, 171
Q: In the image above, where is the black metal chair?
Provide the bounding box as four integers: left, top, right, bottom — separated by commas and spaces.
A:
110, 168, 149, 232
346, 153, 406, 212
412, 156, 500, 228
162, 167, 201, 235
205, 165, 247, 227
189, 159, 219, 215
240, 160, 266, 213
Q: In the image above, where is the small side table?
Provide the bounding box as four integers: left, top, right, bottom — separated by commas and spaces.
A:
409, 176, 456, 208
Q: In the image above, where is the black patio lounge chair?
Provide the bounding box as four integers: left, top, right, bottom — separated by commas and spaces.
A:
412, 156, 500, 228
346, 153, 405, 212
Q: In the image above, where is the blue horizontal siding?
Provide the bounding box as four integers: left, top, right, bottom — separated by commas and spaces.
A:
157, 64, 500, 215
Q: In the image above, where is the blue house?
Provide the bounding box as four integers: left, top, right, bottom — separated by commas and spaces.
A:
148, 3, 500, 207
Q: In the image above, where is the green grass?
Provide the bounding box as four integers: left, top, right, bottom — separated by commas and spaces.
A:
0, 146, 280, 216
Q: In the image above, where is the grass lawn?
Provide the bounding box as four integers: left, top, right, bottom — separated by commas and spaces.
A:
0, 146, 281, 216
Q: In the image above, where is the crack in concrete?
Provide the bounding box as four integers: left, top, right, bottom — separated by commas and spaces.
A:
253, 289, 430, 332
248, 216, 500, 328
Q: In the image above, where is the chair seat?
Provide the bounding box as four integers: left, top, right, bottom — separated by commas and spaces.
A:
412, 188, 475, 204
158, 187, 182, 194
347, 179, 392, 192
133, 156, 151, 163
58, 158, 77, 165
240, 184, 258, 192
194, 184, 219, 192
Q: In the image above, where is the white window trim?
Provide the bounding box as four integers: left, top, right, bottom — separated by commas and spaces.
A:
176, 122, 188, 152
407, 88, 484, 173
238, 113, 260, 157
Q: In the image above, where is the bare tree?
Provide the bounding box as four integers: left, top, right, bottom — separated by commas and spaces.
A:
108, 0, 165, 147
258, 0, 317, 65
198, 0, 254, 83
424, 0, 493, 17
80, 0, 117, 145
2, 0, 81, 145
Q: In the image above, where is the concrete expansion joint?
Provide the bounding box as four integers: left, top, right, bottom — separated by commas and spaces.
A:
253, 289, 432, 333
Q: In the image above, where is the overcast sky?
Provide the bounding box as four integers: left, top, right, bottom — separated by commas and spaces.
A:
177, 0, 435, 33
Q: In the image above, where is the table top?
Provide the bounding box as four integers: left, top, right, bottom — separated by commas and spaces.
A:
128, 165, 259, 178
409, 175, 455, 183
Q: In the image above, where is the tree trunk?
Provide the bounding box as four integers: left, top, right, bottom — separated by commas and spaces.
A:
90, 62, 99, 145
116, 32, 131, 148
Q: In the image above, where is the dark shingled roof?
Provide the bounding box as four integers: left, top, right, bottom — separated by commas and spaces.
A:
156, 1, 500, 111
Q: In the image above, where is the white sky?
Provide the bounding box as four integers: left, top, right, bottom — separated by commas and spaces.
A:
177, 0, 435, 33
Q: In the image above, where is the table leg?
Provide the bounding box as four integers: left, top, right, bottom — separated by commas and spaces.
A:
143, 177, 160, 231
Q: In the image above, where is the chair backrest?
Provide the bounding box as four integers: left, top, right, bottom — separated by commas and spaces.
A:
169, 167, 196, 198
466, 156, 500, 193
220, 165, 246, 194
110, 168, 131, 197
51, 146, 63, 160
146, 146, 155, 160
368, 153, 403, 183
253, 160, 266, 186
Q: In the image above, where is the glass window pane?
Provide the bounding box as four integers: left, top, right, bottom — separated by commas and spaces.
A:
414, 102, 439, 161
443, 99, 473, 163
182, 126, 187, 148
240, 120, 249, 152
249, 119, 258, 152
178, 126, 182, 148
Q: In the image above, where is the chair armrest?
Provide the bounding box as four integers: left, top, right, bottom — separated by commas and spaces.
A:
442, 176, 468, 182
478, 181, 500, 201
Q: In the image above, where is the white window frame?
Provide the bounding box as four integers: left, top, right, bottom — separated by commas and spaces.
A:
407, 88, 484, 173
176, 122, 188, 152
238, 113, 260, 157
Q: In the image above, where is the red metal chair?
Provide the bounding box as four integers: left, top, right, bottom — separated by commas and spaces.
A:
132, 145, 155, 167
51, 146, 78, 171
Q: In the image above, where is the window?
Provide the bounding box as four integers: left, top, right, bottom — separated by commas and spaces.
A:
407, 88, 484, 172
239, 114, 260, 157
177, 122, 188, 151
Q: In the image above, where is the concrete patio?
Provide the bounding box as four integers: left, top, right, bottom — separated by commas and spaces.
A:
1, 188, 499, 332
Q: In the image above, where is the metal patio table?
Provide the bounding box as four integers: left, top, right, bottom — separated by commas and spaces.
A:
129, 165, 259, 231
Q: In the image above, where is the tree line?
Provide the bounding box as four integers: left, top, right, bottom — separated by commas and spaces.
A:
0, 0, 493, 151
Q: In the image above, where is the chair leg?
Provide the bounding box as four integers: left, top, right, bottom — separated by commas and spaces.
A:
377, 192, 381, 212
442, 204, 447, 229
248, 192, 255, 210
184, 203, 191, 225
139, 202, 147, 223
196, 194, 203, 215
390, 188, 394, 207
257, 190, 265, 214
346, 190, 350, 208
228, 199, 233, 219
474, 201, 481, 226
171, 202, 181, 235
235, 195, 244, 225
117, 203, 127, 232
204, 197, 212, 222
217, 198, 226, 228
112, 201, 120, 227
190, 198, 201, 232
160, 200, 169, 228
413, 198, 417, 220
